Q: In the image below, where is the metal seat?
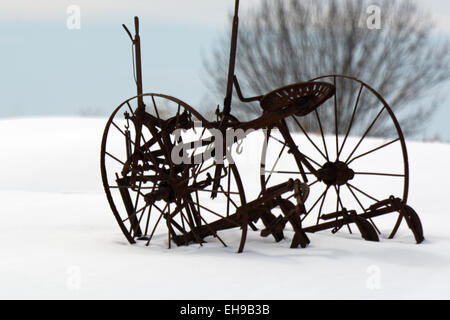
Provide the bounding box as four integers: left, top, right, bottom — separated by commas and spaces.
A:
260, 82, 335, 117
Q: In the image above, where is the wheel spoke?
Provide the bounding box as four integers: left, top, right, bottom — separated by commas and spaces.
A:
122, 203, 149, 223
308, 180, 319, 188
182, 199, 205, 244
334, 185, 352, 233
347, 138, 400, 165
314, 110, 330, 162
263, 170, 314, 175
345, 106, 386, 164
347, 183, 379, 203
143, 205, 152, 236
316, 186, 330, 225
269, 134, 289, 148
167, 203, 172, 249
105, 152, 125, 165
345, 184, 381, 235
189, 200, 241, 228
333, 76, 340, 161
302, 187, 329, 221
339, 83, 363, 158
264, 144, 287, 186
109, 185, 156, 190
354, 172, 404, 177
187, 199, 228, 247
302, 153, 322, 168
219, 184, 240, 209
145, 203, 168, 246
151, 96, 161, 119
126, 101, 136, 116
226, 169, 231, 217
190, 188, 240, 195
291, 116, 328, 161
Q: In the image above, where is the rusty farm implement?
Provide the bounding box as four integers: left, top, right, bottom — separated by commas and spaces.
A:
100, 0, 424, 253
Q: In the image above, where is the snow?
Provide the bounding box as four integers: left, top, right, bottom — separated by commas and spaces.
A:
0, 117, 449, 299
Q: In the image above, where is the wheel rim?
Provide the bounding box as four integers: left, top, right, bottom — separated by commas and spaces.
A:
101, 93, 247, 248
260, 75, 409, 234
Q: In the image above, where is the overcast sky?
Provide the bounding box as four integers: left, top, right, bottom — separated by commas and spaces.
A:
2, 0, 450, 28
1, 0, 449, 139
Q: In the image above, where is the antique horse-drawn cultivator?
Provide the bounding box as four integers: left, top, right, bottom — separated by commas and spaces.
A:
101, 0, 424, 252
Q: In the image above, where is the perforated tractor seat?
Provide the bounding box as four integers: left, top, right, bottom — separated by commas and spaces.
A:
260, 82, 335, 117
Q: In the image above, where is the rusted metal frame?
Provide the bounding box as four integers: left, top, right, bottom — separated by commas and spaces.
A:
130, 178, 144, 236
304, 204, 401, 234
185, 194, 204, 229
121, 115, 168, 179
177, 179, 297, 249
116, 174, 142, 237
186, 196, 228, 247
187, 199, 242, 229
171, 136, 216, 155
141, 183, 158, 237
233, 75, 263, 103
128, 17, 146, 179
164, 200, 203, 247
260, 209, 285, 242
103, 3, 423, 251
278, 198, 310, 248
130, 99, 179, 179
176, 204, 261, 246
238, 179, 298, 252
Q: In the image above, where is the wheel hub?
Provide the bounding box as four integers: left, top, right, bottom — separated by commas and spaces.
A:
318, 161, 355, 186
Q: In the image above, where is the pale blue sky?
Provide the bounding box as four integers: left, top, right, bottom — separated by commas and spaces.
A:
1, 0, 449, 140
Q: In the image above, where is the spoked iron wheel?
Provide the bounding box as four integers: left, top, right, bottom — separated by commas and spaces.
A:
260, 75, 410, 240
101, 93, 247, 249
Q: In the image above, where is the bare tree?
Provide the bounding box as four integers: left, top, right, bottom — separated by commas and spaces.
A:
203, 0, 450, 136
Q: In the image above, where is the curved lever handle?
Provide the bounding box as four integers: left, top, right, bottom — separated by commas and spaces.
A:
233, 75, 263, 103
122, 24, 133, 42
122, 17, 140, 42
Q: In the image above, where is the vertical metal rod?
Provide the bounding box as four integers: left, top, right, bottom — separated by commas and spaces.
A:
223, 0, 240, 116
133, 16, 144, 110
131, 16, 145, 159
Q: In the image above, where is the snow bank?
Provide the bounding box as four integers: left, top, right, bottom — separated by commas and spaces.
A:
0, 117, 449, 299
